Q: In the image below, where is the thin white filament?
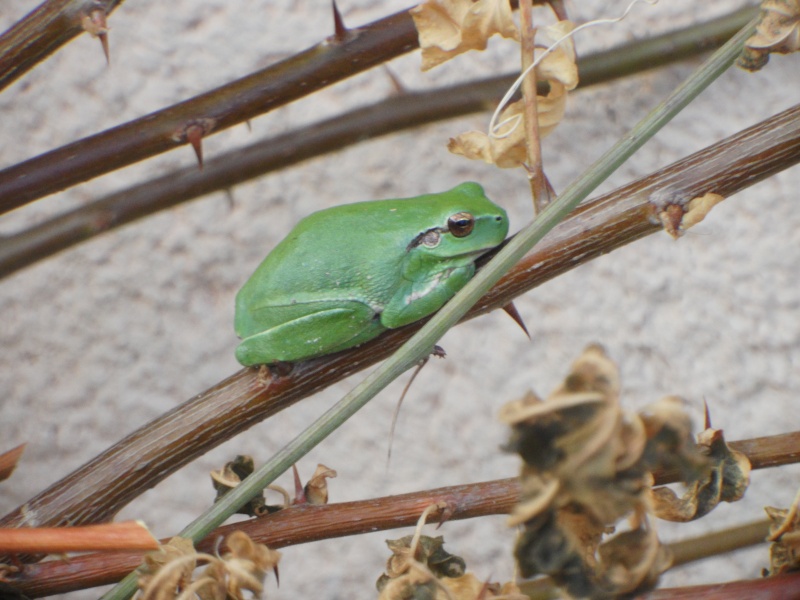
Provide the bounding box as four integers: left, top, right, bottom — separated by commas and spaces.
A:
488, 0, 659, 140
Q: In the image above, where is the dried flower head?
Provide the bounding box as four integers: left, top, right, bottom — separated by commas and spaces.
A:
764, 490, 800, 576
136, 532, 280, 600
502, 345, 718, 597
739, 0, 800, 70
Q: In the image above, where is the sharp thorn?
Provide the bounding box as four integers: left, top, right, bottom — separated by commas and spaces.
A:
292, 464, 306, 504
245, 119, 252, 133
331, 0, 349, 41
98, 33, 110, 65
273, 564, 280, 587
185, 124, 204, 168
703, 399, 712, 430
224, 188, 236, 210
543, 173, 557, 205
502, 302, 530, 339
381, 65, 407, 95
435, 501, 456, 529
81, 9, 110, 64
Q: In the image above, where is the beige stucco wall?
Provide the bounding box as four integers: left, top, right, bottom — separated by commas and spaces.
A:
1, 1, 799, 598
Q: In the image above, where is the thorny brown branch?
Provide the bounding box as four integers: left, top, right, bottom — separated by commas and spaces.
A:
6, 431, 798, 597
0, 0, 125, 92
2, 102, 798, 539
0, 6, 755, 217
0, 6, 421, 214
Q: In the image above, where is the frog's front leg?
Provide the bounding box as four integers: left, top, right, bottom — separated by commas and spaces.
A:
380, 265, 474, 329
235, 301, 385, 366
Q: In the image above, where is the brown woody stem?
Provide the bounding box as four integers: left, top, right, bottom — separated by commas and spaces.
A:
1, 103, 798, 538
6, 431, 798, 597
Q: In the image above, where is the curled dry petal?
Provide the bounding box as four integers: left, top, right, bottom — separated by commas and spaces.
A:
304, 463, 337, 505
410, 0, 519, 71
448, 20, 578, 168
651, 425, 751, 522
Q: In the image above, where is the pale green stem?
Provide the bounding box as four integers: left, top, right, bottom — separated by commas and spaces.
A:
102, 18, 756, 600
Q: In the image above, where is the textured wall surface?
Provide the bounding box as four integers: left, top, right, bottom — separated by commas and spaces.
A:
1, 0, 799, 598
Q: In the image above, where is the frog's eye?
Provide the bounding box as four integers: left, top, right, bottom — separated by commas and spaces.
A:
447, 212, 475, 238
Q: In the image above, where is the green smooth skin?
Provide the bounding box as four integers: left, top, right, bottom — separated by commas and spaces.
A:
234, 182, 509, 366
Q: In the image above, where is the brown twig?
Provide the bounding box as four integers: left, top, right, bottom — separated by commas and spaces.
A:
0, 0, 124, 92
0, 6, 421, 214
0, 521, 158, 554
1, 103, 798, 540
633, 572, 800, 600
668, 519, 771, 567
518, 0, 547, 212
0, 6, 757, 279
6, 431, 798, 597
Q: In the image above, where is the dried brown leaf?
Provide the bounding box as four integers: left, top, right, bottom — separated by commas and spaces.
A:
448, 104, 529, 168
739, 0, 800, 70
448, 20, 577, 168
410, 0, 519, 71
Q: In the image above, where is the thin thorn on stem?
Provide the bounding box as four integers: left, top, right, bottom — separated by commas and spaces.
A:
81, 8, 110, 64
331, 0, 349, 42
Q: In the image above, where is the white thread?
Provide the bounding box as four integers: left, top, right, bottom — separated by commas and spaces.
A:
488, 0, 659, 139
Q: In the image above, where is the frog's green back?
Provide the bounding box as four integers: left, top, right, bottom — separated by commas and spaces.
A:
235, 182, 506, 340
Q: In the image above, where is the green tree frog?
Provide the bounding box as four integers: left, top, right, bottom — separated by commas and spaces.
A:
234, 182, 508, 366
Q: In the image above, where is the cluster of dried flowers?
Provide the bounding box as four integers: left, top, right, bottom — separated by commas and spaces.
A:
499, 345, 751, 598
376, 532, 525, 599
211, 456, 337, 516
136, 532, 280, 600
